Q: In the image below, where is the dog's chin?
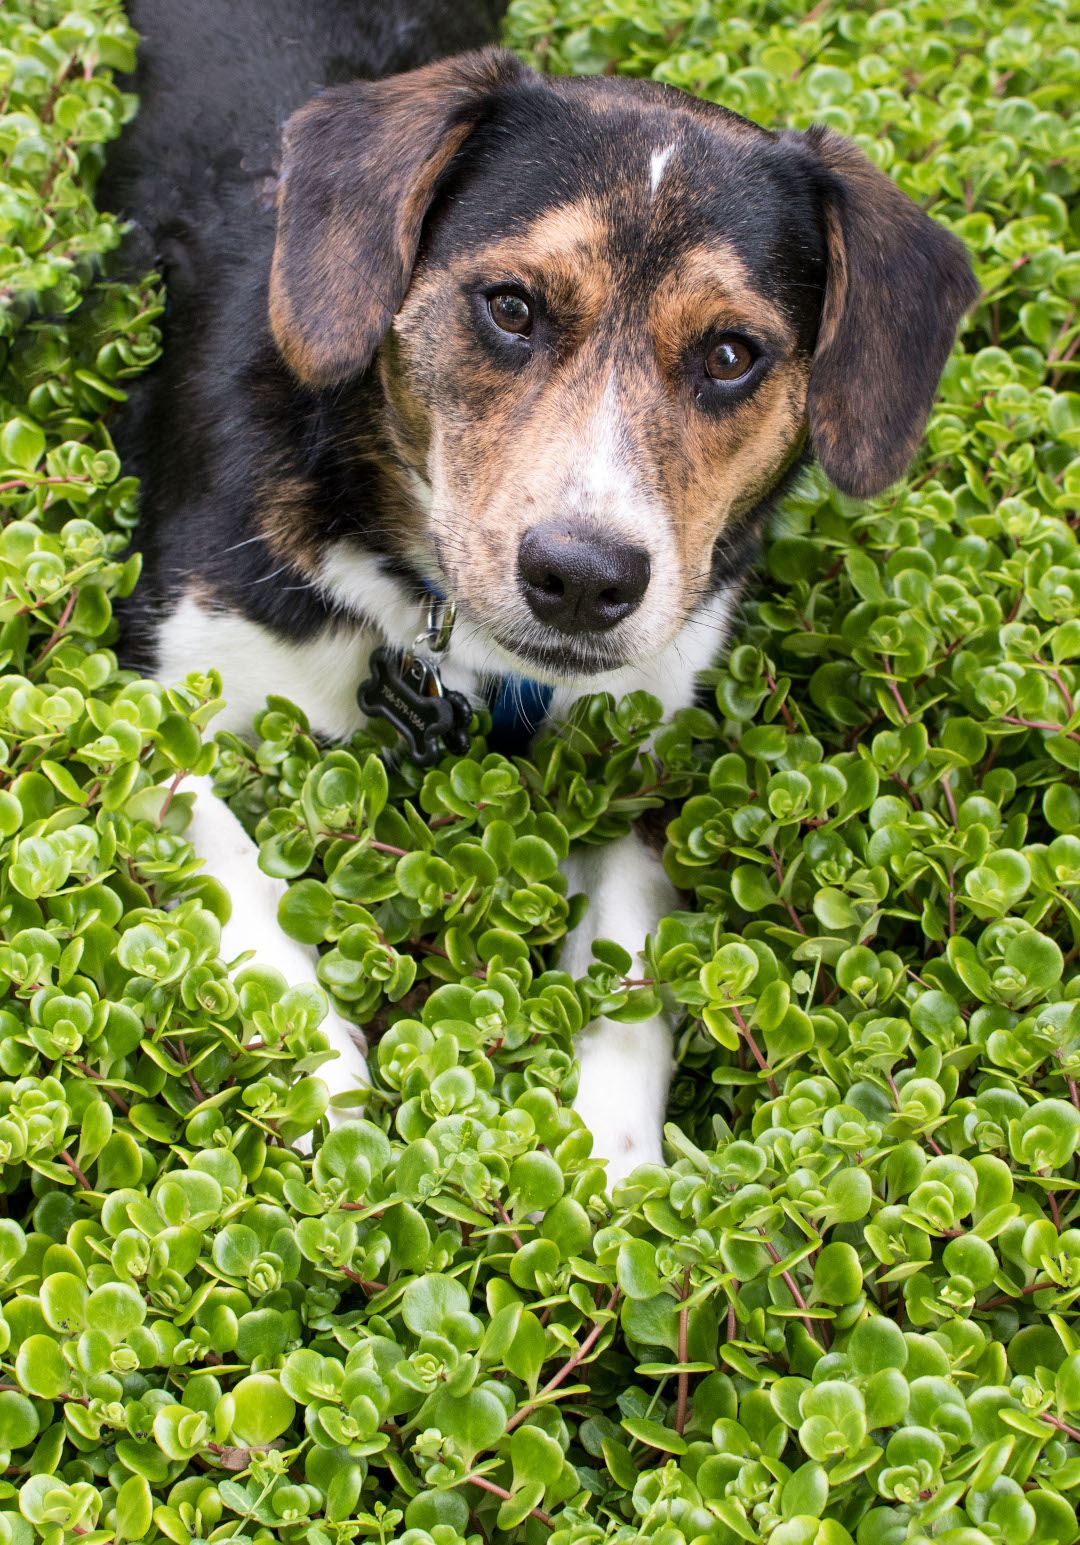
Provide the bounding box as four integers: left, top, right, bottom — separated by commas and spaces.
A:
488, 629, 632, 685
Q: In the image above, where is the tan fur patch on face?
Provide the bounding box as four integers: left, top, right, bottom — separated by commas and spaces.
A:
397, 195, 614, 354
649, 243, 794, 368
506, 199, 610, 264
383, 200, 812, 670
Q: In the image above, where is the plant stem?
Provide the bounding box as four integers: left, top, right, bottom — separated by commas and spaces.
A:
730, 1004, 779, 1098
884, 667, 910, 722
1040, 1412, 1080, 1443
979, 1280, 1054, 1310
768, 846, 807, 935
156, 768, 188, 826
941, 773, 959, 827
495, 1201, 524, 1251
58, 1150, 91, 1189
757, 1230, 819, 1343
29, 586, 78, 669
675, 1268, 691, 1436
72, 1062, 129, 1113
339, 1266, 387, 1293
505, 1287, 621, 1433
1001, 715, 1080, 745
464, 1474, 552, 1527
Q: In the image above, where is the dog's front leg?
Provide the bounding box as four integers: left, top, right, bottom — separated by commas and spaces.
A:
560, 829, 679, 1186
183, 777, 370, 1113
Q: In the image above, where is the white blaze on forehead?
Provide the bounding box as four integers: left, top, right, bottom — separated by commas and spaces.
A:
649, 143, 676, 198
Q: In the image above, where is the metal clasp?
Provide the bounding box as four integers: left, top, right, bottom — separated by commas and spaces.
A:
414, 597, 456, 657
408, 598, 457, 697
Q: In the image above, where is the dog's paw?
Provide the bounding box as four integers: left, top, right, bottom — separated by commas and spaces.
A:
576, 1110, 664, 1188
573, 1015, 668, 1190
316, 1000, 371, 1122
587, 1121, 665, 1193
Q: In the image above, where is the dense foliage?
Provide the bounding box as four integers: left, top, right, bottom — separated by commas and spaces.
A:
0, 0, 1079, 1541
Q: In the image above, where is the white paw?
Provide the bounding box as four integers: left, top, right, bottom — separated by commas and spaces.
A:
589, 1123, 665, 1192
316, 1001, 371, 1120
573, 1014, 669, 1190
181, 777, 372, 1132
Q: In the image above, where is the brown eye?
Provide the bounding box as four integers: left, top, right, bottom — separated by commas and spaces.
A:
488, 292, 532, 335
705, 336, 754, 381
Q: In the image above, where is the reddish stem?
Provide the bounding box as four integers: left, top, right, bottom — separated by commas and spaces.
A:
1056, 1050, 1080, 1111
175, 1036, 205, 1104
730, 1004, 779, 1098
884, 668, 910, 722
72, 1062, 129, 1113
1041, 1412, 1080, 1443
464, 1474, 552, 1527
757, 1230, 820, 1343
891, 773, 923, 811
156, 768, 188, 827
675, 1268, 691, 1436
764, 669, 797, 732
0, 474, 92, 494
1036, 656, 1076, 718
0, 1381, 88, 1407
1001, 715, 1080, 745
30, 587, 78, 669
1049, 328, 1080, 390
495, 1201, 524, 1251
339, 1267, 387, 1293
941, 773, 959, 827
979, 1279, 1054, 1310
768, 846, 807, 935
410, 937, 486, 979
58, 1150, 91, 1189
505, 1288, 621, 1433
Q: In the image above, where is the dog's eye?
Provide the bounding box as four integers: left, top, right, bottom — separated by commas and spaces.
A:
705, 336, 754, 381
489, 292, 532, 335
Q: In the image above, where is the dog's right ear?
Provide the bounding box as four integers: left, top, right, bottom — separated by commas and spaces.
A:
269, 48, 528, 390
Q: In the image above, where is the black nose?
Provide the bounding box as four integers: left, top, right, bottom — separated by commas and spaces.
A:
517, 522, 650, 634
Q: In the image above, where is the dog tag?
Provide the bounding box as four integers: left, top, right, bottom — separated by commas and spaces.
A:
356, 646, 472, 765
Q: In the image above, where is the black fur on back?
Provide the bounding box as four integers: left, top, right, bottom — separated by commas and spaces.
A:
99, 0, 508, 667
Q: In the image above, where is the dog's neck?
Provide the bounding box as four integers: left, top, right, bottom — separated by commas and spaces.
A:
231, 341, 436, 632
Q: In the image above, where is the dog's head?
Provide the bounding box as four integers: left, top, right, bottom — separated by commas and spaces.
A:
269, 48, 977, 680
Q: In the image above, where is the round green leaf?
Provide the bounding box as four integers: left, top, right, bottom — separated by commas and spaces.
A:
230, 1374, 295, 1446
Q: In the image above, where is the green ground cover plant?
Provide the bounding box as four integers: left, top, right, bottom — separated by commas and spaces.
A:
0, 0, 1079, 1540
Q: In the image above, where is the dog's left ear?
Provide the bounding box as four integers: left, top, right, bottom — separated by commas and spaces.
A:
783, 125, 980, 499
270, 47, 529, 389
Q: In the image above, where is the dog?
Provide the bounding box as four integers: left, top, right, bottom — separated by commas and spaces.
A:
101, 0, 978, 1184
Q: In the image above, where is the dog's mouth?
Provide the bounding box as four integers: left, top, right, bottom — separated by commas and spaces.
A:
488, 627, 631, 683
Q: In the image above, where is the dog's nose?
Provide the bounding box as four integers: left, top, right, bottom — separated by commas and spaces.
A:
517, 522, 650, 634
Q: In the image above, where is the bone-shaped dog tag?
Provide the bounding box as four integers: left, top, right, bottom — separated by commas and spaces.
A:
356, 646, 472, 765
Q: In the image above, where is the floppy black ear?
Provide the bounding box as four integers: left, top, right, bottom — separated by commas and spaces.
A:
269, 47, 528, 389
784, 125, 979, 499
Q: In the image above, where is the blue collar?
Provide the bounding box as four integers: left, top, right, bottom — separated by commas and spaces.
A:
421, 582, 553, 755
488, 672, 554, 755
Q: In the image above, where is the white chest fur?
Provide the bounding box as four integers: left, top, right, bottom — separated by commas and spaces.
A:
156, 595, 377, 739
